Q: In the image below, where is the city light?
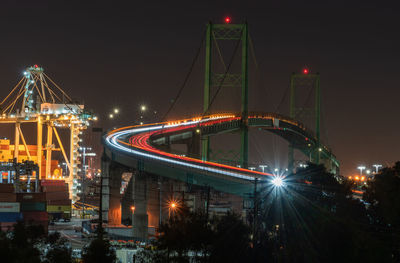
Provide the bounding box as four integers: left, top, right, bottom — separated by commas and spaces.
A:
114, 108, 119, 114
140, 105, 147, 111
109, 114, 114, 119
259, 165, 268, 173
373, 164, 382, 173
272, 176, 284, 187
131, 206, 135, 211
224, 17, 231, 23
303, 68, 309, 74
357, 166, 366, 176
170, 202, 176, 209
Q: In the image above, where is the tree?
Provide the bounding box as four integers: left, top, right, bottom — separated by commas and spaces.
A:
364, 162, 400, 227
156, 206, 213, 262
209, 212, 252, 263
9, 221, 44, 263
364, 161, 400, 260
82, 237, 116, 263
255, 163, 391, 262
44, 232, 72, 263
141, 206, 253, 262
0, 231, 14, 263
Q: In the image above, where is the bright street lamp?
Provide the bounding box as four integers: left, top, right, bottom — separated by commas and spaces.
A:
114, 108, 119, 114
271, 176, 284, 187
373, 164, 382, 173
168, 201, 178, 218
140, 105, 147, 112
259, 165, 268, 173
357, 166, 366, 176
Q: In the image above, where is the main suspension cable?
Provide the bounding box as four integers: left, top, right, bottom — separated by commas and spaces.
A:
160, 30, 206, 122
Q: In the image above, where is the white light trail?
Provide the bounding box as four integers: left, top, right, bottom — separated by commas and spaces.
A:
105, 117, 261, 181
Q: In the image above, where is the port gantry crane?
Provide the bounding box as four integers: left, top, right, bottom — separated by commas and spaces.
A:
0, 65, 94, 201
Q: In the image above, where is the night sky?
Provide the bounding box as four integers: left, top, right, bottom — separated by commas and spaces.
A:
0, 0, 399, 175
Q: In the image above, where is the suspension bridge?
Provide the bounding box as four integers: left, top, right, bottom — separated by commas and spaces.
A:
101, 21, 339, 240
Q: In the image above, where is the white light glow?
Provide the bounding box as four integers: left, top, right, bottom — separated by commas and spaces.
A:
271, 176, 284, 187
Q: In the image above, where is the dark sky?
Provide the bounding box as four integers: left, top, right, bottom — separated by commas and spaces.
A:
0, 0, 399, 175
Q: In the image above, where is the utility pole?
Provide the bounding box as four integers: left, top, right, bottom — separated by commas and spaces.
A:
158, 177, 162, 226
252, 178, 258, 242
81, 147, 86, 219
206, 186, 210, 218
80, 147, 95, 219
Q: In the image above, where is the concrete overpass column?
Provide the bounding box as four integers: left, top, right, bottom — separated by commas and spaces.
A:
108, 163, 124, 225
187, 131, 200, 158
101, 154, 111, 223
132, 170, 148, 240
288, 144, 294, 173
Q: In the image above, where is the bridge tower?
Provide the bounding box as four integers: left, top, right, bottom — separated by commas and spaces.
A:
202, 20, 249, 168
288, 69, 321, 171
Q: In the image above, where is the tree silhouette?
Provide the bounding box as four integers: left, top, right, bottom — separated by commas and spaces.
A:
44, 232, 72, 263
82, 236, 116, 263
364, 161, 400, 260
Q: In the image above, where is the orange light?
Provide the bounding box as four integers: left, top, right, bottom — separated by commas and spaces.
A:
348, 176, 352, 180
170, 202, 176, 209
355, 176, 359, 180
130, 206, 135, 211
361, 176, 365, 181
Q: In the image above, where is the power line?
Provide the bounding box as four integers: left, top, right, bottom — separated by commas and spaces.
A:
160, 30, 206, 122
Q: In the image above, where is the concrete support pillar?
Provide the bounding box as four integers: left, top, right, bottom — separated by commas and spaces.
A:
132, 170, 148, 240
187, 132, 201, 158
121, 173, 134, 225
100, 155, 111, 223
108, 163, 123, 226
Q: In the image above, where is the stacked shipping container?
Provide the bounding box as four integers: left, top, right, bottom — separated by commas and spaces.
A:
0, 184, 22, 232
0, 179, 71, 233
17, 192, 48, 233
41, 180, 71, 221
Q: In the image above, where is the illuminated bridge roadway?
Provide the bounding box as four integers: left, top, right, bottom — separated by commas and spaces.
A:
101, 113, 338, 239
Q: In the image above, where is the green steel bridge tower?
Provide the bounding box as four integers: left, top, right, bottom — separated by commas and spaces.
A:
288, 70, 321, 171
202, 21, 249, 168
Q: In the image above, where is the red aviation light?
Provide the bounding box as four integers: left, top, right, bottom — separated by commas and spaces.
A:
224, 17, 231, 23
34, 64, 39, 68
303, 68, 309, 74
